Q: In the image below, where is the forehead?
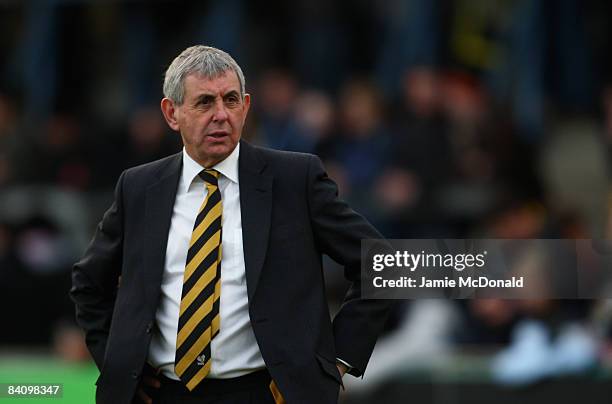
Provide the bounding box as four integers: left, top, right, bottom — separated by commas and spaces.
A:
183, 70, 240, 99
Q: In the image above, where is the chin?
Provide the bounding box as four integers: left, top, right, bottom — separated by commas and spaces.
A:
200, 146, 233, 164
208, 144, 232, 155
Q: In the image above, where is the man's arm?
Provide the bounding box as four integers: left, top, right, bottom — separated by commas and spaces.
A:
306, 155, 392, 377
69, 171, 126, 370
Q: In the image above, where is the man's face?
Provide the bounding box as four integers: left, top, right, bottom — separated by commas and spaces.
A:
161, 70, 250, 167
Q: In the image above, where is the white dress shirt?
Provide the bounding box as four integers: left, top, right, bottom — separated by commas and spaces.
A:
147, 143, 266, 379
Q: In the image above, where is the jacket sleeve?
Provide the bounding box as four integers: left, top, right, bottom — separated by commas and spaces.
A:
306, 155, 393, 377
70, 171, 125, 370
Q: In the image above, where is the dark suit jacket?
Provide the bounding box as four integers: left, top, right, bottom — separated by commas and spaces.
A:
70, 140, 390, 404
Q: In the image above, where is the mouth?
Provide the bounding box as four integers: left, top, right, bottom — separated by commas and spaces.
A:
207, 131, 230, 139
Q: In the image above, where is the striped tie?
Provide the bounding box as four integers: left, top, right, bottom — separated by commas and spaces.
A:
175, 169, 222, 390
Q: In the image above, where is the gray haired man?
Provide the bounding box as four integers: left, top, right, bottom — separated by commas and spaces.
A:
71, 45, 390, 404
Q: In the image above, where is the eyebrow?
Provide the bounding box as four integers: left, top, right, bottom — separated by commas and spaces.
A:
194, 91, 240, 104
222, 90, 240, 100
195, 94, 215, 104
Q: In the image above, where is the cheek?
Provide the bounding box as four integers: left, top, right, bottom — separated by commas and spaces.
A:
185, 117, 209, 140
231, 112, 246, 130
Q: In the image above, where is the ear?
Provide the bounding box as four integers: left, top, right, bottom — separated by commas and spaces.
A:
160, 98, 180, 131
242, 93, 251, 123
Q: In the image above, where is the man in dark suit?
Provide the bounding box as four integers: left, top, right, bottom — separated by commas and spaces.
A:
70, 45, 390, 404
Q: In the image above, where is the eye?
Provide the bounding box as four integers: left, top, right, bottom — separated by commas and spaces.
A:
195, 96, 214, 108
224, 94, 240, 106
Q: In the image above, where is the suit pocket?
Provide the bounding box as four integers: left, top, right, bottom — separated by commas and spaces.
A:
315, 352, 343, 387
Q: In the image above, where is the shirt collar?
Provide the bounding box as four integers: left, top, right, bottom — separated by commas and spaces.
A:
181, 142, 240, 189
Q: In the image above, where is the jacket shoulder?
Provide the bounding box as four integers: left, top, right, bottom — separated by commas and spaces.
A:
121, 152, 182, 186
249, 143, 317, 168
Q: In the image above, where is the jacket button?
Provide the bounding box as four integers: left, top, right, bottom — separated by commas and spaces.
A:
132, 371, 139, 379
146, 322, 153, 334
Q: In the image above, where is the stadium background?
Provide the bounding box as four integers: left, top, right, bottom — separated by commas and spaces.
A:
1, 0, 612, 402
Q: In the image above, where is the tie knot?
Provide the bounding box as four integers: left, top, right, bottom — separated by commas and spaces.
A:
199, 169, 219, 186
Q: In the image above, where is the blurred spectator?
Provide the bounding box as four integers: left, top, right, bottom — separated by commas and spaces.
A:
255, 68, 336, 154
382, 67, 449, 236
118, 105, 182, 169
325, 78, 392, 225
0, 92, 20, 186
539, 116, 610, 237
254, 69, 301, 150
464, 199, 598, 385
289, 0, 350, 91
434, 72, 502, 233
0, 216, 75, 345
294, 89, 336, 153
21, 112, 92, 190
375, 0, 441, 99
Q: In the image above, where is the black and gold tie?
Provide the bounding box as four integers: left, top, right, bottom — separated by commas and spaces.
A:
175, 169, 222, 390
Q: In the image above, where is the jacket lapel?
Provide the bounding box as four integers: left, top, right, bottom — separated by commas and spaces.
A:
239, 140, 273, 302
143, 153, 182, 308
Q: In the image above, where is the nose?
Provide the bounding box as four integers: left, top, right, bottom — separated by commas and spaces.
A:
212, 100, 229, 123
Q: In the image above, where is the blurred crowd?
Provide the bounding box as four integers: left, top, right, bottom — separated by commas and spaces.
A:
2, 0, 612, 396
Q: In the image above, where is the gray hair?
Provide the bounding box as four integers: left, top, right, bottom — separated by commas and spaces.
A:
163, 45, 246, 105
